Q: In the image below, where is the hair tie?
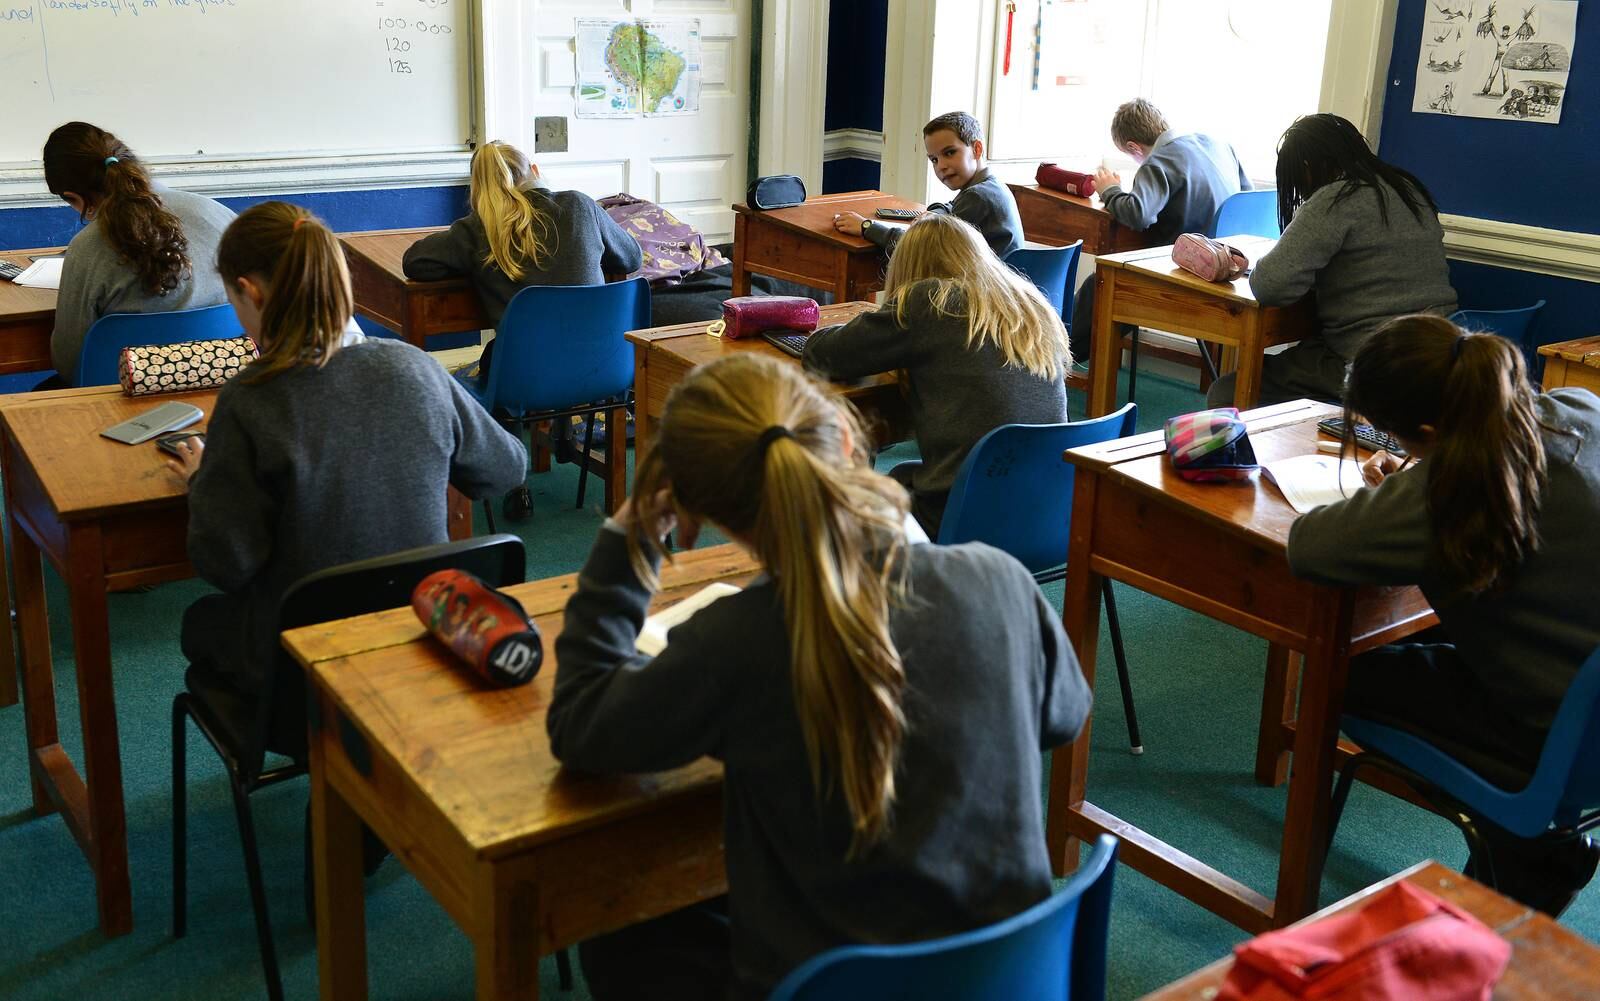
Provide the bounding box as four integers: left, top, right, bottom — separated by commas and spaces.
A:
292, 216, 307, 232
103, 156, 119, 167
755, 425, 794, 456
1450, 334, 1468, 363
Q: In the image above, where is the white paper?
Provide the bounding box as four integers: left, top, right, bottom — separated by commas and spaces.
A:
1412, 1, 1579, 124
15, 257, 63, 290
1263, 453, 1366, 515
636, 582, 741, 657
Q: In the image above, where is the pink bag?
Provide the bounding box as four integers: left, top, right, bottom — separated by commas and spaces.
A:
710, 296, 820, 340
1173, 232, 1250, 283
1036, 163, 1096, 197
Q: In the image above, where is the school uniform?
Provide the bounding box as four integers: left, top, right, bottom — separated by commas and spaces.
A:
802, 279, 1068, 536
548, 522, 1091, 1000
1287, 388, 1600, 911
51, 185, 235, 382
862, 167, 1024, 259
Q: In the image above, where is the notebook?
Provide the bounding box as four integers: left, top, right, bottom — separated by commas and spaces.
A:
636, 582, 742, 657
1263, 453, 1366, 515
15, 257, 64, 290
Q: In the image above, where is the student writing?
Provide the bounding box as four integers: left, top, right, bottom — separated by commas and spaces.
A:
803, 214, 1070, 536
547, 352, 1091, 1000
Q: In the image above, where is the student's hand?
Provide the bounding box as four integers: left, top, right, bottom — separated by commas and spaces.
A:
164, 437, 205, 485
832, 211, 867, 237
1094, 166, 1121, 192
1360, 450, 1407, 487
616, 487, 703, 549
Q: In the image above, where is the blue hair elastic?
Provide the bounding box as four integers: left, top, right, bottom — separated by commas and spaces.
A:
103, 156, 120, 167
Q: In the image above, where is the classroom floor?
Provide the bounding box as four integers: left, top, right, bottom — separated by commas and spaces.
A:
1, 364, 1594, 1001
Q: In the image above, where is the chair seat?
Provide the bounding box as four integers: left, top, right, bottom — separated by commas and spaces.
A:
184, 663, 307, 770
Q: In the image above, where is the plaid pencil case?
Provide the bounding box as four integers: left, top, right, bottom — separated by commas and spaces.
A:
1164, 408, 1259, 482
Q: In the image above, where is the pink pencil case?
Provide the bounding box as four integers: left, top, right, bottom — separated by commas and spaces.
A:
1173, 233, 1250, 283
713, 296, 821, 340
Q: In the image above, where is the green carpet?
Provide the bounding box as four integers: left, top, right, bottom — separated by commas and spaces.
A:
1, 367, 1593, 1000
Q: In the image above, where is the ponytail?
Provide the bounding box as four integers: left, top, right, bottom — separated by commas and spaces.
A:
628, 353, 912, 852
1345, 314, 1547, 593
216, 202, 354, 384
43, 121, 191, 297
470, 141, 556, 281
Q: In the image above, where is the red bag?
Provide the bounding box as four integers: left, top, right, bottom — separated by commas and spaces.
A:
1036, 162, 1096, 197
1173, 232, 1250, 283
1219, 882, 1511, 1001
709, 296, 820, 340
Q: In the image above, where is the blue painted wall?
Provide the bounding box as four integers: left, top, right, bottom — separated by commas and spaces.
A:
822, 0, 887, 194
823, 158, 881, 194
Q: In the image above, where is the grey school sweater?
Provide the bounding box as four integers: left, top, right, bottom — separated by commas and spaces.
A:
802, 279, 1068, 535
1251, 178, 1458, 360
52, 185, 236, 381
186, 337, 527, 691
402, 185, 643, 330
864, 167, 1024, 259
549, 527, 1091, 1000
1098, 130, 1252, 244
1288, 389, 1600, 736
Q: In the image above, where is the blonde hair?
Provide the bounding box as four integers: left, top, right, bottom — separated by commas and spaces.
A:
470, 141, 556, 281
884, 214, 1071, 377
628, 354, 911, 852
216, 202, 353, 384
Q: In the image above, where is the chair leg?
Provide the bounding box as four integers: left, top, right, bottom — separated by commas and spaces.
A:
1456, 812, 1498, 890
1127, 328, 1140, 404
1196, 338, 1221, 382
172, 697, 189, 938
574, 412, 598, 509
228, 776, 286, 1001
483, 499, 497, 535
557, 947, 574, 991
1100, 579, 1143, 755
1326, 754, 1366, 855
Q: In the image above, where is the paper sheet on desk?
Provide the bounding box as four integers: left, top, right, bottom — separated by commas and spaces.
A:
1263, 453, 1366, 514
636, 582, 742, 657
15, 257, 64, 290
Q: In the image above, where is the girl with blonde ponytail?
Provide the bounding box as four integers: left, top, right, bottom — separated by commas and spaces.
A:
548, 353, 1090, 1000
1288, 314, 1600, 917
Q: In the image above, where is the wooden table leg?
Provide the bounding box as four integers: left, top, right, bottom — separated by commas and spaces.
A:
602, 402, 627, 515
731, 213, 751, 297
0, 518, 16, 707
1230, 312, 1266, 410
10, 514, 57, 815
312, 705, 370, 1000
1087, 270, 1120, 417
1048, 471, 1104, 875
1255, 644, 1300, 787
475, 869, 540, 1000
631, 348, 653, 483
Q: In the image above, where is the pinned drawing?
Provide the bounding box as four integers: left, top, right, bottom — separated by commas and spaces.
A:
1413, 0, 1578, 123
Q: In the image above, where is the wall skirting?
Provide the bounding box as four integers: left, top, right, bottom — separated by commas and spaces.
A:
1441, 216, 1600, 284
822, 129, 883, 163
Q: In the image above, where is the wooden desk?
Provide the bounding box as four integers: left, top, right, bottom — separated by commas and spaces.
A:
290, 543, 758, 1000
0, 386, 475, 936
730, 191, 922, 303
627, 300, 907, 465
1087, 237, 1316, 417
0, 246, 65, 374
1050, 400, 1437, 933
1009, 184, 1151, 256
340, 228, 491, 349
1139, 860, 1600, 1000
1540, 335, 1600, 395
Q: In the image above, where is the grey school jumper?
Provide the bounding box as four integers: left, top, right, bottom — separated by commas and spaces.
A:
52, 186, 236, 381
402, 185, 643, 330
185, 338, 527, 694
1098, 130, 1252, 245
864, 167, 1024, 259
802, 279, 1068, 535
549, 528, 1091, 1000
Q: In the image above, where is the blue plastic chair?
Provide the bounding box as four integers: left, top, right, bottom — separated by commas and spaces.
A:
1207, 189, 1281, 241
1449, 300, 1546, 373
458, 278, 651, 522
936, 404, 1144, 753
767, 835, 1119, 1001
74, 303, 242, 387
1327, 643, 1600, 890
1005, 242, 1084, 329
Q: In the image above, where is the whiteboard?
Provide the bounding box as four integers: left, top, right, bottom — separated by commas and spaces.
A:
0, 0, 474, 166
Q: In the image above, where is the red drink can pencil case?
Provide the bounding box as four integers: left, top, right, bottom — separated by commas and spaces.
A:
412, 570, 544, 687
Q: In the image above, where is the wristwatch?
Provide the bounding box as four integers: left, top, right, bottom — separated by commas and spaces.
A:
861, 219, 874, 234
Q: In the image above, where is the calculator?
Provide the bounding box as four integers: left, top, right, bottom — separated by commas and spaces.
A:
1316, 417, 1405, 456
762, 330, 811, 358
0, 260, 22, 282
874, 207, 921, 221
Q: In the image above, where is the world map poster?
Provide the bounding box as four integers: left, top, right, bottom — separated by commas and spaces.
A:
575, 17, 702, 119
1411, 1, 1579, 124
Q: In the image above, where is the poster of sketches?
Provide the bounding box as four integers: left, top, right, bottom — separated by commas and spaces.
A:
1412, 1, 1579, 123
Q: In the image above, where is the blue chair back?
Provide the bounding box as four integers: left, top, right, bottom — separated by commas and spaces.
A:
479, 278, 651, 414
937, 405, 1139, 575
1005, 243, 1084, 328
1342, 642, 1600, 839
767, 835, 1119, 1001
1208, 190, 1280, 240
75, 304, 242, 387
1449, 301, 1546, 371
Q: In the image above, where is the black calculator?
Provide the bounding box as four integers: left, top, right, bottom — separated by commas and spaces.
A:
762, 330, 810, 358
0, 260, 23, 282
874, 207, 921, 221
1317, 417, 1405, 456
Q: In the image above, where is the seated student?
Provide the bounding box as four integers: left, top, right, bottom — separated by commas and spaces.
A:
1074, 99, 1251, 365
43, 121, 236, 386
803, 213, 1069, 536
1207, 114, 1458, 407
831, 111, 1023, 260
547, 352, 1091, 1000
1287, 315, 1600, 916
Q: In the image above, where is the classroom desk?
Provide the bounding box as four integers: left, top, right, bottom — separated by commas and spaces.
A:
1539, 334, 1600, 395
340, 228, 490, 349
0, 246, 65, 374
1086, 237, 1316, 417
627, 300, 908, 465
0, 386, 475, 936
1138, 860, 1600, 1000
730, 191, 923, 302
289, 543, 759, 1000
1050, 399, 1437, 933
1008, 184, 1152, 256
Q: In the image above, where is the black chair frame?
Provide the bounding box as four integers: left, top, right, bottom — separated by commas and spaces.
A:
486, 392, 632, 532
1035, 567, 1142, 754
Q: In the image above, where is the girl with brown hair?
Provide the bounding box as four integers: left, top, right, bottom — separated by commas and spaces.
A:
42, 121, 237, 385
547, 353, 1090, 999
1288, 314, 1600, 916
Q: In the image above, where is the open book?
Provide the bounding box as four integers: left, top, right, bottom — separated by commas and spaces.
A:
1263, 453, 1366, 515
636, 582, 742, 657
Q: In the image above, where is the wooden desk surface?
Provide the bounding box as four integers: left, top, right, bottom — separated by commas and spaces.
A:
732, 191, 924, 252
1138, 861, 1600, 1001
0, 247, 61, 325
340, 227, 454, 286
627, 299, 874, 346
286, 543, 759, 862
1539, 334, 1600, 368
1009, 183, 1112, 217
1098, 235, 1279, 305
628, 300, 884, 381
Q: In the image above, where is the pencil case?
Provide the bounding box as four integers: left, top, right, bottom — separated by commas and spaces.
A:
1173, 233, 1249, 283
1036, 163, 1096, 197
707, 296, 821, 340
746, 174, 807, 210
119, 337, 258, 397
1165, 408, 1259, 482
412, 569, 543, 687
